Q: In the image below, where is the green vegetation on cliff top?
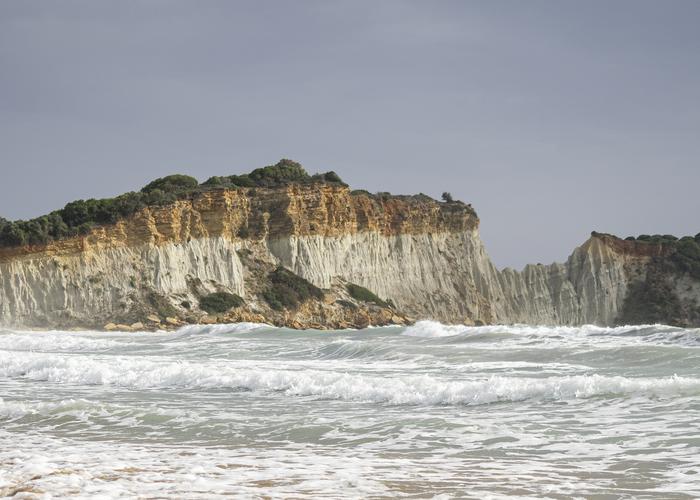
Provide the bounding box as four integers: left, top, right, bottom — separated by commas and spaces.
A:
593, 231, 700, 280
0, 159, 462, 249
0, 159, 347, 248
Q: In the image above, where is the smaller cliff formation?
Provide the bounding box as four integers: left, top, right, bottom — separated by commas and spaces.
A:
494, 232, 700, 328
0, 159, 698, 330
609, 233, 700, 327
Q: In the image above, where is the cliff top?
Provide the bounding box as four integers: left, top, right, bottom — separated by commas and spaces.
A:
590, 231, 700, 280
0, 159, 475, 250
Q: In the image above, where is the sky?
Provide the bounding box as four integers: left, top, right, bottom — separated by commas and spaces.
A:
1, 0, 699, 269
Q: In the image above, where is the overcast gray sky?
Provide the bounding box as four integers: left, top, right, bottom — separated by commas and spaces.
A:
1, 1, 699, 269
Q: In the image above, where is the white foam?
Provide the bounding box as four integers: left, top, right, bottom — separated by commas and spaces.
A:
0, 332, 119, 352
176, 322, 273, 335
1, 351, 697, 406
402, 320, 681, 339
0, 397, 99, 419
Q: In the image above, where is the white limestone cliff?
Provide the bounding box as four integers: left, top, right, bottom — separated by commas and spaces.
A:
0, 185, 685, 329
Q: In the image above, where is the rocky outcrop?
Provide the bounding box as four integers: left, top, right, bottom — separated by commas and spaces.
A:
0, 183, 698, 329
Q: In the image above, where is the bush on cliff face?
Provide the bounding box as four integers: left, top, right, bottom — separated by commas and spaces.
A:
146, 291, 178, 318
262, 267, 324, 310
346, 283, 391, 308
618, 265, 684, 326
199, 292, 244, 314
671, 238, 700, 279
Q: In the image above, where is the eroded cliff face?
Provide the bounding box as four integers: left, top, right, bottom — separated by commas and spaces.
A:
0, 184, 696, 329
0, 185, 476, 329
492, 236, 674, 325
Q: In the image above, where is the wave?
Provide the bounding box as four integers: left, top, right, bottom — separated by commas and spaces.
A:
401, 320, 698, 343
0, 397, 98, 419
0, 397, 203, 433
0, 333, 120, 352
2, 351, 698, 406
0, 322, 275, 353
176, 322, 274, 335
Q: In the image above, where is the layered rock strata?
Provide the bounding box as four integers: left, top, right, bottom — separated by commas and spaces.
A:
0, 184, 697, 329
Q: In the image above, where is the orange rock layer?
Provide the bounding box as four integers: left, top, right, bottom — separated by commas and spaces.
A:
0, 184, 478, 262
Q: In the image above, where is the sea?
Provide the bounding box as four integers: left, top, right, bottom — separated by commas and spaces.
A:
1, 321, 699, 499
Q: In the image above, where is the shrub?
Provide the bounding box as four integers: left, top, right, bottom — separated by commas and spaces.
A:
311, 171, 346, 185
147, 292, 178, 318
671, 238, 700, 279
322, 171, 344, 184
247, 159, 310, 187
141, 174, 199, 194
202, 176, 224, 187
0, 222, 27, 246
199, 292, 244, 314
618, 267, 683, 325
350, 189, 371, 196
441, 192, 454, 203
75, 222, 93, 235
336, 299, 358, 310
262, 267, 323, 310
346, 283, 390, 308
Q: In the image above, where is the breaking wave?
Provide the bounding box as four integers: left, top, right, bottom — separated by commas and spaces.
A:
176, 322, 274, 335
0, 332, 120, 352
402, 320, 700, 345
1, 351, 697, 406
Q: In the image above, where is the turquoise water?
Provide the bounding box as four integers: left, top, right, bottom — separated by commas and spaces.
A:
1, 321, 699, 498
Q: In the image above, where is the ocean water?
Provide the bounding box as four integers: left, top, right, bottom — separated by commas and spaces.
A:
1, 321, 699, 499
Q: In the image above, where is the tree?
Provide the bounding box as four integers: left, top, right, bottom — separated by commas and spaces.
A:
60, 200, 90, 227
322, 171, 344, 184
441, 192, 453, 203
248, 159, 310, 187
0, 222, 27, 246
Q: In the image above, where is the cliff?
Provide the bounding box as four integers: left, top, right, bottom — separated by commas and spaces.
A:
0, 184, 476, 329
1, 173, 699, 330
